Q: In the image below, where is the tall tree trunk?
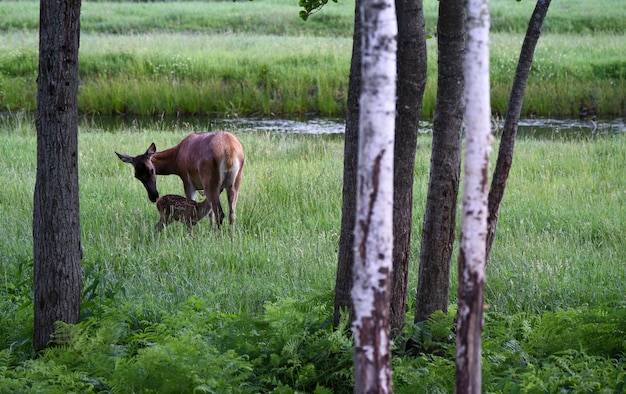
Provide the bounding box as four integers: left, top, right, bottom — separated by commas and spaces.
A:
486, 0, 551, 262
391, 0, 427, 336
414, 0, 466, 324
33, 0, 83, 354
334, 0, 362, 329
456, 0, 491, 391
352, 0, 397, 389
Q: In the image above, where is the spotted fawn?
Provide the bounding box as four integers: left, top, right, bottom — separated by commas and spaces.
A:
155, 194, 213, 234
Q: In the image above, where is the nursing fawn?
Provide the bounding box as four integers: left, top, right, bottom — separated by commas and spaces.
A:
116, 131, 244, 233
155, 194, 213, 234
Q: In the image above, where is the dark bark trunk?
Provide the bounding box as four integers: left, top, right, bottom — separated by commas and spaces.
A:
33, 0, 83, 354
486, 0, 551, 262
414, 0, 465, 323
333, 0, 362, 328
390, 0, 428, 336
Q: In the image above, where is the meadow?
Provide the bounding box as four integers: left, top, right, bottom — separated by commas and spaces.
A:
1, 0, 625, 391
1, 116, 625, 391
0, 0, 625, 117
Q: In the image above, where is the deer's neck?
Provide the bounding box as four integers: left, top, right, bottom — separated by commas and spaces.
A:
152, 147, 179, 175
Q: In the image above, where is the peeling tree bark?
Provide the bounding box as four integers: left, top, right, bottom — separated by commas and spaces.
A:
455, 0, 491, 391
351, 0, 397, 390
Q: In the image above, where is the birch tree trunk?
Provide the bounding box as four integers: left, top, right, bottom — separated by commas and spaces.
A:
351, 0, 397, 390
455, 0, 491, 391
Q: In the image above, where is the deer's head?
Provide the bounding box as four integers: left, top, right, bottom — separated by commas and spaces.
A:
116, 143, 160, 203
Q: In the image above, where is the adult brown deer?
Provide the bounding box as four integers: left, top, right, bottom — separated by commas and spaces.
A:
116, 132, 244, 231
155, 194, 212, 234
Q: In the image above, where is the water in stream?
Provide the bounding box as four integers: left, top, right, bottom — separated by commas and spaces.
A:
1, 113, 624, 139
80, 115, 626, 140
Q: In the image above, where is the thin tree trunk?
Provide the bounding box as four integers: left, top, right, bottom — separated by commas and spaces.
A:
352, 0, 397, 389
33, 0, 83, 354
414, 0, 465, 324
456, 0, 491, 391
391, 0, 427, 336
486, 0, 551, 262
334, 0, 362, 329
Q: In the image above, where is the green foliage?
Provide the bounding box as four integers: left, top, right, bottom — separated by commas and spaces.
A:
524, 303, 626, 359
8, 290, 621, 393
298, 0, 338, 21
482, 304, 626, 392
0, 294, 355, 393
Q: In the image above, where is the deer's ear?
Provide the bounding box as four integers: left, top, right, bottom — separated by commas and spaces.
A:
146, 143, 157, 157
116, 152, 134, 164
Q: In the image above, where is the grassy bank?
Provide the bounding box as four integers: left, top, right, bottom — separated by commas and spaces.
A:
1, 121, 625, 390
1, 0, 625, 117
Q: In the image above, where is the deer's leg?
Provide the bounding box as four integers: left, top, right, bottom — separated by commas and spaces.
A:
227, 164, 244, 230
182, 178, 197, 201
226, 186, 238, 229
210, 193, 225, 229
202, 173, 224, 229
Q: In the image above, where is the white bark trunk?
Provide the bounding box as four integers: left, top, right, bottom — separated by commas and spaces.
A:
351, 0, 397, 390
456, 0, 492, 392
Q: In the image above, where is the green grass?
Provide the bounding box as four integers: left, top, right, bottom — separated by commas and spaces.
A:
485, 137, 626, 313
0, 119, 624, 316
1, 0, 625, 117
1, 119, 625, 391
1, 119, 624, 316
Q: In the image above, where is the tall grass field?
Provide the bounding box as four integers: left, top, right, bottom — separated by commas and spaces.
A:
0, 0, 625, 117
1, 116, 625, 391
